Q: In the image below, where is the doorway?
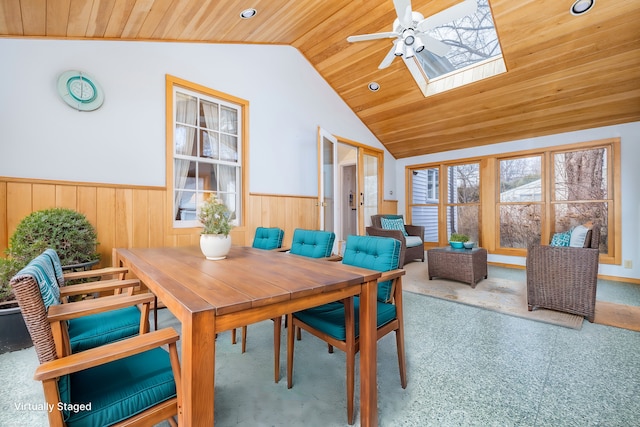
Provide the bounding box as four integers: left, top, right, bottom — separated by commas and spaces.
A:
317, 128, 383, 253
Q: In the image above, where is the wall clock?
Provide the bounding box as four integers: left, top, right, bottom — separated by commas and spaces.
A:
57, 70, 105, 111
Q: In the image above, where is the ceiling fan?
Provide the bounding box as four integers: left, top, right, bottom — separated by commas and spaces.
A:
346, 0, 477, 69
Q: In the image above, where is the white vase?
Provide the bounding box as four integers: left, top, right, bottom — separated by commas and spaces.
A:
200, 234, 232, 260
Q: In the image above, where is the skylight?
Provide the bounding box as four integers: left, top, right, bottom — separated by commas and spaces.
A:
405, 0, 506, 96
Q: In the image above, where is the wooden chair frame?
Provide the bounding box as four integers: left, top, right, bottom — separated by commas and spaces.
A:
286, 268, 407, 425
34, 328, 182, 427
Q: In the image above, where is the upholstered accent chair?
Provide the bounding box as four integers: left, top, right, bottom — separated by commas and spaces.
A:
10, 249, 152, 358
366, 214, 424, 267
231, 227, 287, 351
286, 235, 407, 424
526, 224, 601, 322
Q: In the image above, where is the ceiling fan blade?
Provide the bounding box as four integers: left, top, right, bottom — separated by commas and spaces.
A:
417, 33, 450, 57
417, 0, 477, 32
393, 0, 413, 28
347, 32, 399, 43
379, 41, 399, 69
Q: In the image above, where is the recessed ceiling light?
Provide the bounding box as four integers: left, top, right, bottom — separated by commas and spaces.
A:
368, 82, 380, 92
570, 0, 595, 16
240, 8, 257, 19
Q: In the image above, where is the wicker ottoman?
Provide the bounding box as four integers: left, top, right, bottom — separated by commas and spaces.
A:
427, 247, 488, 288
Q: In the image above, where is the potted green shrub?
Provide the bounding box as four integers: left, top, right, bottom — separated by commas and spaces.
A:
198, 197, 233, 260
0, 208, 100, 353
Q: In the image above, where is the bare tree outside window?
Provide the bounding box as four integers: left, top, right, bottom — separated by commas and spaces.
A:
417, 0, 502, 79
553, 148, 608, 252
499, 156, 542, 248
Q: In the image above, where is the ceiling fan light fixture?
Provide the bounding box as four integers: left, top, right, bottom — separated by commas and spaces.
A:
570, 0, 595, 16
240, 8, 257, 19
414, 38, 425, 53
402, 29, 415, 46
404, 45, 415, 59
368, 82, 380, 92
394, 42, 404, 57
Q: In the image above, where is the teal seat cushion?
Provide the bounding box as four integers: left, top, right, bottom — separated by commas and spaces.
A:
252, 227, 284, 250
342, 235, 401, 302
62, 347, 176, 427
294, 298, 396, 341
290, 229, 335, 258
69, 306, 141, 353
405, 236, 423, 248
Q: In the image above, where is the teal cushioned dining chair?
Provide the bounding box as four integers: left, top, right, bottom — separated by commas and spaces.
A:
233, 227, 286, 352
289, 228, 335, 258
13, 249, 151, 358
11, 254, 181, 426
286, 235, 407, 425
252, 227, 285, 250
260, 228, 336, 383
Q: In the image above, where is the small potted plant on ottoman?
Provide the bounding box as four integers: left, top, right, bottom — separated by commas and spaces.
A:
449, 233, 470, 249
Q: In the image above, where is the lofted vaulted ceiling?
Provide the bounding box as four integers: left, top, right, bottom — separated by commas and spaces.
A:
1, 0, 639, 158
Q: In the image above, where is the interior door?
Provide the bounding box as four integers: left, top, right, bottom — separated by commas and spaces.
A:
359, 148, 381, 234
317, 128, 338, 238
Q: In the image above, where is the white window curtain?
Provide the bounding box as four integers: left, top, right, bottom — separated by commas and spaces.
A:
201, 101, 238, 218
174, 92, 197, 220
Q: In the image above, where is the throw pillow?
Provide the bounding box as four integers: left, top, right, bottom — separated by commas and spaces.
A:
380, 217, 408, 236
569, 223, 592, 247
550, 230, 572, 247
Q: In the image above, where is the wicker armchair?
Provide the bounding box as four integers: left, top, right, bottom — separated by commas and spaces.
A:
367, 214, 424, 267
526, 224, 600, 322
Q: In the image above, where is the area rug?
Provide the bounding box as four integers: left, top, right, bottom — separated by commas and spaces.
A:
402, 262, 584, 330
594, 301, 640, 332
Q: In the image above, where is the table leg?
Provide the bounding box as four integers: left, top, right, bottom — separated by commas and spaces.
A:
359, 279, 378, 427
180, 309, 216, 425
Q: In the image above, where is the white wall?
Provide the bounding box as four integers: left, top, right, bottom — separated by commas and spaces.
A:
0, 39, 395, 197
395, 122, 640, 280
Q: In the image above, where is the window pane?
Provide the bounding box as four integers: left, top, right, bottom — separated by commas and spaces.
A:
445, 205, 478, 242
412, 168, 439, 203
199, 100, 218, 130
499, 204, 541, 248
220, 134, 238, 162
175, 93, 197, 125
500, 156, 541, 202
220, 106, 237, 134
553, 202, 608, 253
175, 125, 197, 156
411, 205, 438, 243
201, 130, 218, 159
554, 148, 607, 201
447, 164, 479, 203
216, 164, 237, 194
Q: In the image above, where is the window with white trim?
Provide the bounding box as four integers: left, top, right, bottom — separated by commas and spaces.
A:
172, 86, 242, 228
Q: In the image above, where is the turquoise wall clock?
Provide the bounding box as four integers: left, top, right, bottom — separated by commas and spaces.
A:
57, 70, 105, 111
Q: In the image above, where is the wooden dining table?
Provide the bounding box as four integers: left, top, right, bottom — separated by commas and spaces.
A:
114, 245, 383, 426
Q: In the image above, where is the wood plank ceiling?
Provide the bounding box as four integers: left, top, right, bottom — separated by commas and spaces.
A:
1, 0, 639, 158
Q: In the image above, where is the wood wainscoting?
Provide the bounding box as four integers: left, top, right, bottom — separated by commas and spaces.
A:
0, 177, 319, 266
